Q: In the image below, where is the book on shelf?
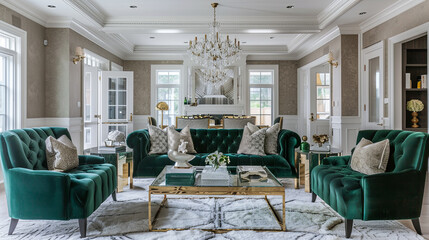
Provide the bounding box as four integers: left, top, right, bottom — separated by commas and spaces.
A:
406, 73, 411, 88
422, 75, 427, 88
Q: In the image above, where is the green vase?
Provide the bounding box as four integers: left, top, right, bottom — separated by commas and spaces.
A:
300, 136, 310, 151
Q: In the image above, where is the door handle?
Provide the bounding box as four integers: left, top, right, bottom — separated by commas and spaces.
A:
309, 113, 315, 122
94, 114, 101, 119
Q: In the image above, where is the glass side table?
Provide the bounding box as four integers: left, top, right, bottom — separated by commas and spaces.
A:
84, 147, 134, 193
295, 148, 342, 192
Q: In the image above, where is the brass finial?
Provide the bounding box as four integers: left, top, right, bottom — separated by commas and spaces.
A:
302, 136, 308, 142
211, 3, 219, 8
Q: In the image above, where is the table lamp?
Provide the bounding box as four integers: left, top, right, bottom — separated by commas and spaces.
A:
155, 102, 169, 128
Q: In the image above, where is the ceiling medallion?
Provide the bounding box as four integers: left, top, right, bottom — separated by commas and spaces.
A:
187, 3, 242, 86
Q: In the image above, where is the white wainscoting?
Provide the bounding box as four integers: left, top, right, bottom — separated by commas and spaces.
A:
24, 117, 83, 153
331, 116, 361, 155
279, 115, 299, 133
183, 105, 246, 115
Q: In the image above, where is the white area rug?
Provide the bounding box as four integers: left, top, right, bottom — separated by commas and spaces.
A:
0, 179, 423, 240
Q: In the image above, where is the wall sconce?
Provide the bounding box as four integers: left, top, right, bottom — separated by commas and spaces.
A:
328, 51, 338, 68
72, 47, 85, 64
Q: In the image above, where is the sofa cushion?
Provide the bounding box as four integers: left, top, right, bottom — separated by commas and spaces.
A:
147, 124, 168, 154
311, 164, 365, 219
45, 135, 79, 171
350, 138, 390, 175
167, 125, 196, 153
237, 126, 266, 156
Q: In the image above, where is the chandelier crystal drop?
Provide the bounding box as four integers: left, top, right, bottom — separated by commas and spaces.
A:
187, 3, 242, 72
200, 68, 231, 88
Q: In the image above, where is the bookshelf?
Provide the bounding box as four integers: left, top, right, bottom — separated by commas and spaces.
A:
402, 35, 427, 132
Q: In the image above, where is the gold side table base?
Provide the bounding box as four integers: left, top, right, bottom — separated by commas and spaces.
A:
148, 190, 286, 232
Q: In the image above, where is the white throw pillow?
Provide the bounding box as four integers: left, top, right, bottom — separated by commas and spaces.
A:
147, 124, 169, 154
45, 135, 79, 171
237, 126, 266, 156
167, 125, 196, 153
350, 138, 390, 175
247, 122, 280, 155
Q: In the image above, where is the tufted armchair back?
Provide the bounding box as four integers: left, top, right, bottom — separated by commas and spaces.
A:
0, 127, 71, 171
356, 130, 429, 173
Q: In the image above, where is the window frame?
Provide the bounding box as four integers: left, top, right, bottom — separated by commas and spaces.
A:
315, 72, 331, 120
151, 65, 183, 127
0, 21, 26, 131
247, 65, 279, 126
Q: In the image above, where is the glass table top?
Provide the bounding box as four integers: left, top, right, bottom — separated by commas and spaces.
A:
151, 166, 283, 188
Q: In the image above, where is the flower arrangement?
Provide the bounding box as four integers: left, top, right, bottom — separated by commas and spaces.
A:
407, 99, 424, 112
313, 134, 329, 147
205, 151, 230, 170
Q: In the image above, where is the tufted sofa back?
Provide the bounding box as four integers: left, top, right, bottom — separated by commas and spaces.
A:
190, 129, 243, 153
356, 130, 429, 173
0, 127, 71, 171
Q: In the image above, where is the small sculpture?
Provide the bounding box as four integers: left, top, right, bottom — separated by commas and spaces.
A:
168, 150, 195, 168
313, 134, 329, 147
178, 139, 188, 153
300, 136, 310, 152
104, 130, 126, 147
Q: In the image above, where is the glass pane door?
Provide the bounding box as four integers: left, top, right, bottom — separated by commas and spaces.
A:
368, 57, 381, 123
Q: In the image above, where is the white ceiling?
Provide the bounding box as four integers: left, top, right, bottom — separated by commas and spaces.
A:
1, 0, 413, 59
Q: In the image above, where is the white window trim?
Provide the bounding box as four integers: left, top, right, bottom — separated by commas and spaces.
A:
0, 20, 26, 129
246, 65, 279, 124
150, 65, 184, 124
111, 62, 123, 71
83, 49, 109, 71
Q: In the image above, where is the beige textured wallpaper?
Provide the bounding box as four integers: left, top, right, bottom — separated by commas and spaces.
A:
123, 60, 183, 115
246, 60, 298, 115
341, 35, 359, 116
363, 1, 429, 48
0, 4, 46, 118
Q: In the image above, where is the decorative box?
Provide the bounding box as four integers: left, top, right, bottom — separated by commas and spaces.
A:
166, 167, 196, 186
200, 166, 230, 186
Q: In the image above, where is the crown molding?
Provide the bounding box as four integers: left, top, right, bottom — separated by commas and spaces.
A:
63, 0, 105, 28
338, 25, 361, 34
295, 26, 341, 60
288, 34, 313, 53
359, 0, 425, 33
2, 0, 48, 26
317, 0, 361, 29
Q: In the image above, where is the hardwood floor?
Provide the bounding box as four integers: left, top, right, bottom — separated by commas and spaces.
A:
0, 178, 428, 238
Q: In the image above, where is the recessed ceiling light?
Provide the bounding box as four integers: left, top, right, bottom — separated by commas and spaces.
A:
47, 5, 56, 8
270, 37, 275, 39
359, 11, 367, 15
286, 5, 294, 9
130, 5, 137, 8
149, 36, 155, 39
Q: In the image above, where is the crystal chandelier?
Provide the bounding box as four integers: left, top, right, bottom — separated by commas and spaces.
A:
200, 69, 231, 88
187, 3, 242, 72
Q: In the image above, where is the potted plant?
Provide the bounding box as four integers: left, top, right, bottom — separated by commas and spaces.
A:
205, 151, 230, 170
407, 99, 424, 128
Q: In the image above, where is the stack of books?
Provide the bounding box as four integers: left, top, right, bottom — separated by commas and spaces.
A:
165, 167, 196, 186
200, 166, 230, 186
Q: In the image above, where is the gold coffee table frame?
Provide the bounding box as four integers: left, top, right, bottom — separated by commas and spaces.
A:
148, 166, 286, 233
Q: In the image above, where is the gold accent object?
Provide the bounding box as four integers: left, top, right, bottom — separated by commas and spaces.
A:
156, 102, 169, 128
411, 111, 420, 128
327, 51, 338, 68
72, 46, 85, 64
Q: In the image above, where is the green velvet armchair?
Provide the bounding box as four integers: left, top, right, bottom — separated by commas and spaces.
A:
0, 127, 117, 238
311, 130, 429, 238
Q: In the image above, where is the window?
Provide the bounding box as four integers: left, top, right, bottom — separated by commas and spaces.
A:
316, 72, 330, 119
154, 69, 181, 126
249, 70, 274, 125
0, 31, 19, 132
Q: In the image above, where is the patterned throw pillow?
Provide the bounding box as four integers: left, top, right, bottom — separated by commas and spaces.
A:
167, 125, 196, 153
247, 122, 280, 154
45, 135, 79, 171
237, 126, 267, 156
147, 124, 169, 154
350, 138, 390, 175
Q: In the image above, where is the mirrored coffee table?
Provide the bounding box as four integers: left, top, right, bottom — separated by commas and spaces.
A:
148, 165, 286, 232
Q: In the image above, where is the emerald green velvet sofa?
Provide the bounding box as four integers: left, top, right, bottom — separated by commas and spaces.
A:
127, 129, 301, 178
311, 130, 429, 238
0, 127, 117, 238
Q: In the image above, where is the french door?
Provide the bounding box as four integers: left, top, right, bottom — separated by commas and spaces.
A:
100, 71, 134, 146
362, 42, 384, 129
83, 65, 99, 149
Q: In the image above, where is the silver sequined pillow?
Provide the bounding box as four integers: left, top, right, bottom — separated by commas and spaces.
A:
45, 135, 79, 171
247, 122, 280, 154
167, 125, 196, 153
237, 126, 266, 156
350, 138, 390, 175
147, 124, 168, 154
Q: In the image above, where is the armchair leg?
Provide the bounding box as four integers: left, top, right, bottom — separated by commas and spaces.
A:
412, 218, 422, 235
345, 219, 353, 238
112, 191, 117, 201
311, 192, 317, 202
78, 218, 87, 238
8, 218, 18, 235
